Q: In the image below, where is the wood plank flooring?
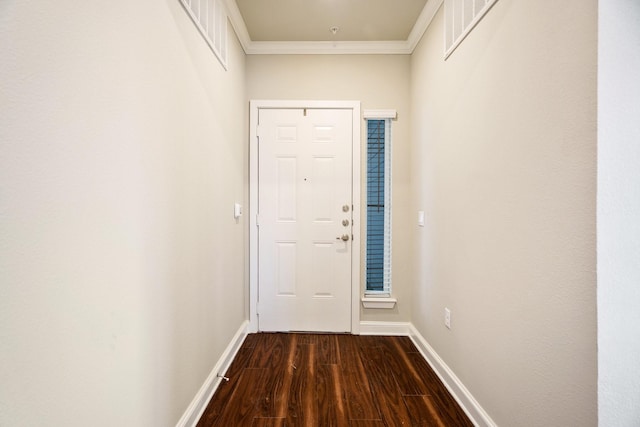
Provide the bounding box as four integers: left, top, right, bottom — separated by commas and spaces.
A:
197, 333, 474, 427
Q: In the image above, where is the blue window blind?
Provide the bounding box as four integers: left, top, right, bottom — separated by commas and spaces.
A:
366, 119, 391, 294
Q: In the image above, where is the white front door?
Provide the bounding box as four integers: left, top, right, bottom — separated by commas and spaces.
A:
257, 108, 353, 332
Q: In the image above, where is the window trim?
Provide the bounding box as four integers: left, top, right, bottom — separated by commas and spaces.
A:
363, 110, 396, 306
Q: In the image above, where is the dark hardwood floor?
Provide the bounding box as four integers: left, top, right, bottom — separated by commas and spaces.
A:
197, 333, 474, 427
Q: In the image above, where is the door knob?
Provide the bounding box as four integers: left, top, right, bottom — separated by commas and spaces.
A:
336, 234, 350, 241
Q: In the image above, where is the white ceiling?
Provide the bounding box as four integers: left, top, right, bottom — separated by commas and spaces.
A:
226, 0, 443, 54
235, 0, 428, 42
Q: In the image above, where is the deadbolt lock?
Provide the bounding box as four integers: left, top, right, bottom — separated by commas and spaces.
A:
342, 205, 350, 212
342, 219, 350, 226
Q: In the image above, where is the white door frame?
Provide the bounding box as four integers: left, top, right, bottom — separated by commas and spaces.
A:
249, 100, 361, 334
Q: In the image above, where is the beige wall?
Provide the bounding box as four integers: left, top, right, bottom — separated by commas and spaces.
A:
1, 1, 606, 425
247, 54, 412, 322
410, 1, 597, 426
0, 1, 246, 425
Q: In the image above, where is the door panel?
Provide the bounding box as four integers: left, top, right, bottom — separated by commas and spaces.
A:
276, 157, 297, 221
258, 108, 352, 332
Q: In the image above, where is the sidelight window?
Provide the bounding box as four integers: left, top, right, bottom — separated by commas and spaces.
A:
365, 117, 392, 295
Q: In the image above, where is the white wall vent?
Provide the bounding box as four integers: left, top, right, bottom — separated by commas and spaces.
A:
179, 0, 228, 69
444, 0, 498, 59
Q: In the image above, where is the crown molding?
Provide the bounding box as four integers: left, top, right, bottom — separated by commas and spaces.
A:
222, 0, 252, 50
408, 0, 444, 52
245, 40, 412, 55
224, 0, 443, 55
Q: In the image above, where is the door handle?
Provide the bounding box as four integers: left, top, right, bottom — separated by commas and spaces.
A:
336, 234, 350, 241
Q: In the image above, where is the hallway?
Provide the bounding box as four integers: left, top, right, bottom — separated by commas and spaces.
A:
3, 0, 638, 426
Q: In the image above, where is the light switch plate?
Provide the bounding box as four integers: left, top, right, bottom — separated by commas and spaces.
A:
418, 210, 425, 227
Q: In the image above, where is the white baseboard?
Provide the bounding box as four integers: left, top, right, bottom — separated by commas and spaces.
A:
176, 320, 249, 427
408, 324, 497, 427
359, 321, 412, 335
176, 321, 494, 427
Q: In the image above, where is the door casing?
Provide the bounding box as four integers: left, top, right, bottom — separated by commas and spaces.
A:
249, 100, 361, 333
